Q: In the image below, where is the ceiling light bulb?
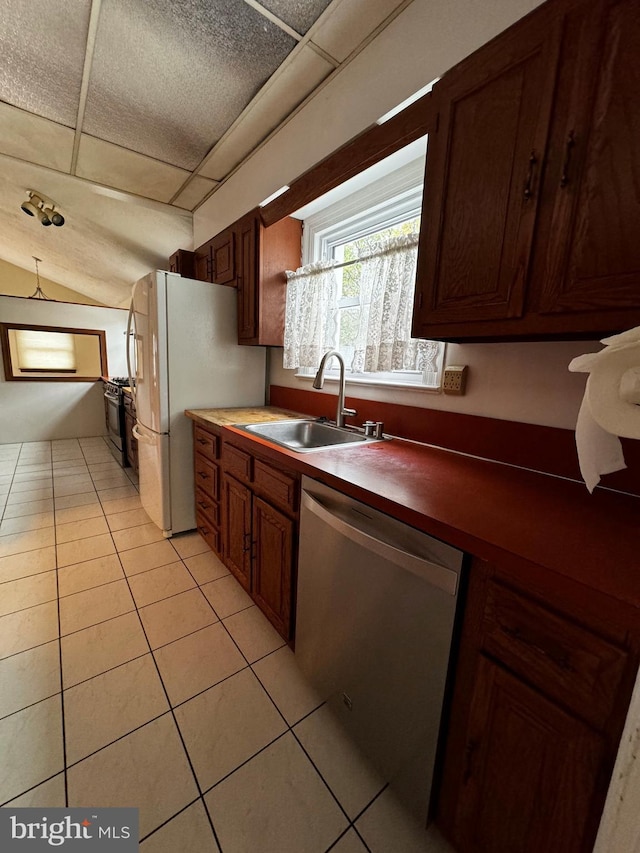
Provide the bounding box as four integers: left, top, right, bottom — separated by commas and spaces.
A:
50, 210, 64, 227
37, 208, 52, 226
21, 201, 39, 217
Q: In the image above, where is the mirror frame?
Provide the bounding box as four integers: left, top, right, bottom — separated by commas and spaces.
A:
0, 322, 108, 382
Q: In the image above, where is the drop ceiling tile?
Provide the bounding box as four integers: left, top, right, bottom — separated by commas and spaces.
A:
199, 45, 333, 181
257, 0, 334, 35
0, 0, 91, 126
76, 135, 190, 203
83, 0, 297, 170
0, 103, 74, 172
310, 0, 406, 63
172, 176, 219, 211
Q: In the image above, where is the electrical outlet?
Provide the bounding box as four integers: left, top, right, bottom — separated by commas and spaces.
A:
442, 365, 468, 395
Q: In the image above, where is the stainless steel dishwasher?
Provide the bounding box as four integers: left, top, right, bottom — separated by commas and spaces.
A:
295, 476, 464, 825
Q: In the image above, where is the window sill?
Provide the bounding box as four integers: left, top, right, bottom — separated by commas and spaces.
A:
294, 372, 441, 393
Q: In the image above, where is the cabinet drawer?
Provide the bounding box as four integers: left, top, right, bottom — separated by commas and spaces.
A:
194, 487, 220, 526
222, 442, 253, 483
196, 511, 221, 556
253, 459, 298, 514
194, 426, 219, 461
194, 455, 219, 501
482, 580, 628, 729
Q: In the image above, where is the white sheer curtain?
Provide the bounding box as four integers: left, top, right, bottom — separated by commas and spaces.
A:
350, 232, 429, 373
283, 260, 338, 369
284, 232, 439, 378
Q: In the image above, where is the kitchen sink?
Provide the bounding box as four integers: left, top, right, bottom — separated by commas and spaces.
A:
235, 419, 383, 452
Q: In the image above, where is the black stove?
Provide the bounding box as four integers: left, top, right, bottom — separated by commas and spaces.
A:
103, 378, 133, 466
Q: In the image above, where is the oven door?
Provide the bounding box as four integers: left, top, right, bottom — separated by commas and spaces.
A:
104, 390, 124, 451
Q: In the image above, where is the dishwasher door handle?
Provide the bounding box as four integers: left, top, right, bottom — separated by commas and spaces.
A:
302, 491, 458, 595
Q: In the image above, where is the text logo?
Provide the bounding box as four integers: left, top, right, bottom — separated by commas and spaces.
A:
0, 809, 138, 850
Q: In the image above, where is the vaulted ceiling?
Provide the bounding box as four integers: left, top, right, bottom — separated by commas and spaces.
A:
0, 0, 409, 307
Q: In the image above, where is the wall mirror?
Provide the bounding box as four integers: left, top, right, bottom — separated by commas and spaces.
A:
0, 323, 108, 381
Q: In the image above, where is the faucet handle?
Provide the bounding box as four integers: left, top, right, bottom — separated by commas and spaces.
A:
342, 406, 357, 419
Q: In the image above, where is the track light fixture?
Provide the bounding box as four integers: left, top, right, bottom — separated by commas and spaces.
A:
20, 191, 65, 227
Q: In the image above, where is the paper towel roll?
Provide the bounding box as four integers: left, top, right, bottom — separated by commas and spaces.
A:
586, 343, 640, 440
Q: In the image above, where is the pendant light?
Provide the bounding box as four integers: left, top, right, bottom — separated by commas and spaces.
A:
28, 257, 51, 300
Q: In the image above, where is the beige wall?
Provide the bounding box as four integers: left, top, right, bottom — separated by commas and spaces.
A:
0, 257, 105, 305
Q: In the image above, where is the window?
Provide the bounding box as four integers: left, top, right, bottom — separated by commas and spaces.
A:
14, 329, 76, 373
284, 142, 444, 389
0, 323, 108, 381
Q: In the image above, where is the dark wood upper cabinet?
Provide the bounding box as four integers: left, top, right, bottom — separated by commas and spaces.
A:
535, 0, 640, 316
211, 228, 235, 284
236, 212, 259, 344
168, 249, 195, 278
193, 210, 301, 346
194, 240, 213, 283
413, 3, 563, 329
235, 211, 302, 346
413, 0, 640, 341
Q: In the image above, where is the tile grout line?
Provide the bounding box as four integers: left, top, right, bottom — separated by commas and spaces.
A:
110, 532, 226, 852
49, 441, 70, 810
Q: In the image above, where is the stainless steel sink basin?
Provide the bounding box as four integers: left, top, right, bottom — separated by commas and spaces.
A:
235, 419, 382, 452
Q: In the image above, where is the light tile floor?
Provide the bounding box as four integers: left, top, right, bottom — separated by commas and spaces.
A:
0, 438, 452, 852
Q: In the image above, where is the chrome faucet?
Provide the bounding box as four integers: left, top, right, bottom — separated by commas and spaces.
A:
313, 349, 357, 428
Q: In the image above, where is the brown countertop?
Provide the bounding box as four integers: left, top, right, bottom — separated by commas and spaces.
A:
186, 407, 640, 612
186, 406, 304, 427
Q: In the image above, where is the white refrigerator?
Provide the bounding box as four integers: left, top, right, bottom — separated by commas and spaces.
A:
127, 271, 266, 537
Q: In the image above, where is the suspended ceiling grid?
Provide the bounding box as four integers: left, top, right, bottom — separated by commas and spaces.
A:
0, 0, 410, 305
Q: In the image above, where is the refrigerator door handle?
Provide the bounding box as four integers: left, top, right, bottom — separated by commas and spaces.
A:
132, 423, 154, 445
126, 299, 138, 409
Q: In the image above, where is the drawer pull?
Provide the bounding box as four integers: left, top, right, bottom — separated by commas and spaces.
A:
197, 437, 208, 445
560, 130, 575, 188
198, 525, 208, 536
197, 500, 209, 509
198, 471, 209, 480
523, 150, 537, 201
501, 624, 571, 671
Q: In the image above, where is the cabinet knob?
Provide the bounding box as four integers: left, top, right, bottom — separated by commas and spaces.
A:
198, 471, 209, 479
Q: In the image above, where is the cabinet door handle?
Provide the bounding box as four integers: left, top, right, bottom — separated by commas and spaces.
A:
463, 739, 478, 784
242, 532, 251, 553
523, 151, 537, 201
560, 131, 575, 188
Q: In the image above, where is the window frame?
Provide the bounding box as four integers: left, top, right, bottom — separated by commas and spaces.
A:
294, 152, 445, 391
0, 323, 108, 382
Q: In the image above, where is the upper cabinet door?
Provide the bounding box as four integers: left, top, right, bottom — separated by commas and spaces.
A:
412, 4, 563, 334
211, 228, 236, 285
537, 0, 640, 315
236, 213, 259, 343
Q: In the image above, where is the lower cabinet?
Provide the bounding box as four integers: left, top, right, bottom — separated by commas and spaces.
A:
192, 421, 299, 642
437, 557, 638, 853
221, 436, 299, 641
123, 391, 138, 475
